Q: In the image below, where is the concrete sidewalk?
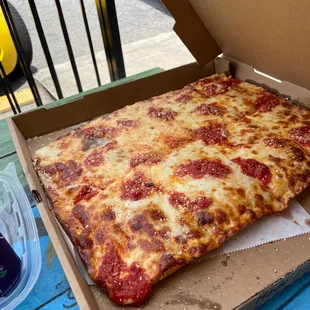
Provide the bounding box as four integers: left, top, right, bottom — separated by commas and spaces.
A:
34, 31, 195, 99
0, 31, 195, 119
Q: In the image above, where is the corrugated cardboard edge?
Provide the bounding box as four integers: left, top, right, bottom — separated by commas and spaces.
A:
6, 120, 99, 310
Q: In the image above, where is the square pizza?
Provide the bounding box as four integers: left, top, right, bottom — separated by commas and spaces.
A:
34, 74, 310, 306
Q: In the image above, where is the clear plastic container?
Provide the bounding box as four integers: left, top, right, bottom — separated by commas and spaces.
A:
0, 162, 41, 310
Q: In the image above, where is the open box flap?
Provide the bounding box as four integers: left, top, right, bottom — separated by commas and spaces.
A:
163, 0, 221, 66
163, 0, 310, 90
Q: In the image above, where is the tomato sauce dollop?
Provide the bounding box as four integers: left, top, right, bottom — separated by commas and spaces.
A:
254, 93, 280, 112
169, 192, 212, 212
264, 138, 287, 148
195, 123, 228, 145
175, 159, 231, 179
148, 107, 177, 121
233, 158, 272, 186
84, 150, 104, 167
130, 152, 163, 168
203, 79, 241, 95
98, 243, 151, 306
73, 185, 98, 204
195, 103, 225, 116
289, 126, 310, 148
117, 120, 138, 127
120, 173, 154, 201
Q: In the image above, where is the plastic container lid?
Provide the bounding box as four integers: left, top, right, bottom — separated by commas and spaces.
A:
0, 162, 41, 310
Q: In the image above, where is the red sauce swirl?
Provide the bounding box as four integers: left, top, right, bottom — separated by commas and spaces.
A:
175, 159, 231, 179
289, 126, 310, 148
233, 157, 272, 185
195, 103, 225, 116
84, 150, 104, 167
130, 152, 163, 168
195, 124, 228, 145
73, 185, 98, 204
97, 243, 151, 306
254, 93, 280, 112
148, 107, 177, 121
120, 173, 154, 201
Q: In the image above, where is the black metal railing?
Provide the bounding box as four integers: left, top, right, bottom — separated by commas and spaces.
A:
0, 61, 21, 114
0, 0, 125, 114
80, 0, 101, 87
96, 0, 126, 81
28, 0, 63, 99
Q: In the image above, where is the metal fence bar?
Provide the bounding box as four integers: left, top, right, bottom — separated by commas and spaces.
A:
0, 62, 21, 113
95, 0, 126, 81
79, 0, 101, 86
0, 0, 42, 107
28, 0, 63, 99
54, 0, 83, 93
0, 77, 17, 115
0, 74, 17, 115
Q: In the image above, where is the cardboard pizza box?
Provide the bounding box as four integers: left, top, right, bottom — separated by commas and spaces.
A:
7, 0, 310, 309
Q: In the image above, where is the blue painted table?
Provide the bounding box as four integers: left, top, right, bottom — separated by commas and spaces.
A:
1, 69, 309, 309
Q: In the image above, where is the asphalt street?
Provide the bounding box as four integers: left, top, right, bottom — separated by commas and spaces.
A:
10, 0, 174, 70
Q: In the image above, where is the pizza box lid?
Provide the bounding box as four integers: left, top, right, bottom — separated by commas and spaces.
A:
162, 0, 310, 90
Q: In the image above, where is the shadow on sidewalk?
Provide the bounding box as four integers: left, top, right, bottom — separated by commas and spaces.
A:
0, 65, 38, 96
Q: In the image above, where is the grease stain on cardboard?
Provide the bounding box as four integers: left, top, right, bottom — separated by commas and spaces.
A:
167, 292, 222, 309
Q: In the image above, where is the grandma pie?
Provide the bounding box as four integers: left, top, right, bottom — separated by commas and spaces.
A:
34, 74, 310, 306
